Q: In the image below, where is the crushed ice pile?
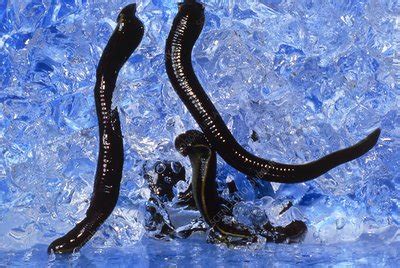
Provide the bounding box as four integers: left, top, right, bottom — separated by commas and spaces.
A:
0, 0, 399, 251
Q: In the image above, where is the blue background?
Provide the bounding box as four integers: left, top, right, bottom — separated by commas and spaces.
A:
0, 0, 399, 266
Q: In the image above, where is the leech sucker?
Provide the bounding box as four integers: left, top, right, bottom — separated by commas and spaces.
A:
165, 0, 381, 184
48, 4, 144, 254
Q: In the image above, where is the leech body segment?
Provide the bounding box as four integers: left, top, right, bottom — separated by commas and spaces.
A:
175, 130, 254, 239
175, 130, 307, 242
165, 0, 381, 183
48, 4, 144, 254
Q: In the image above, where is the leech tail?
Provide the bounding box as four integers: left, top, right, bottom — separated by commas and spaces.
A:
276, 128, 381, 183
219, 128, 380, 183
307, 128, 381, 171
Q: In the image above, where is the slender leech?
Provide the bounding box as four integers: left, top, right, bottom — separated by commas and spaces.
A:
165, 0, 381, 183
48, 4, 144, 254
175, 130, 254, 239
175, 130, 307, 242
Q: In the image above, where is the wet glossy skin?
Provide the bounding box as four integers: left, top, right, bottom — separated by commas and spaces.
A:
48, 4, 144, 254
175, 130, 307, 242
165, 0, 381, 183
175, 130, 254, 239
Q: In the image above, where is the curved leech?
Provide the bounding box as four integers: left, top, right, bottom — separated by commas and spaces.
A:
48, 4, 144, 254
175, 130, 307, 242
165, 0, 381, 183
175, 130, 255, 238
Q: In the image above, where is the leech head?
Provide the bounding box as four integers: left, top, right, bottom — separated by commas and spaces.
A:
117, 3, 137, 23
175, 130, 209, 156
177, 0, 205, 34
116, 3, 145, 36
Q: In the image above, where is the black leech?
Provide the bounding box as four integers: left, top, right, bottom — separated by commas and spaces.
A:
165, 0, 381, 183
48, 4, 144, 254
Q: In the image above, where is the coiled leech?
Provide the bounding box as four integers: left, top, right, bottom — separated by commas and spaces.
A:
48, 4, 144, 254
165, 0, 381, 183
175, 130, 307, 243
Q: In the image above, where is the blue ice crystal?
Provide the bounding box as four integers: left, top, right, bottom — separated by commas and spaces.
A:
0, 0, 399, 266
